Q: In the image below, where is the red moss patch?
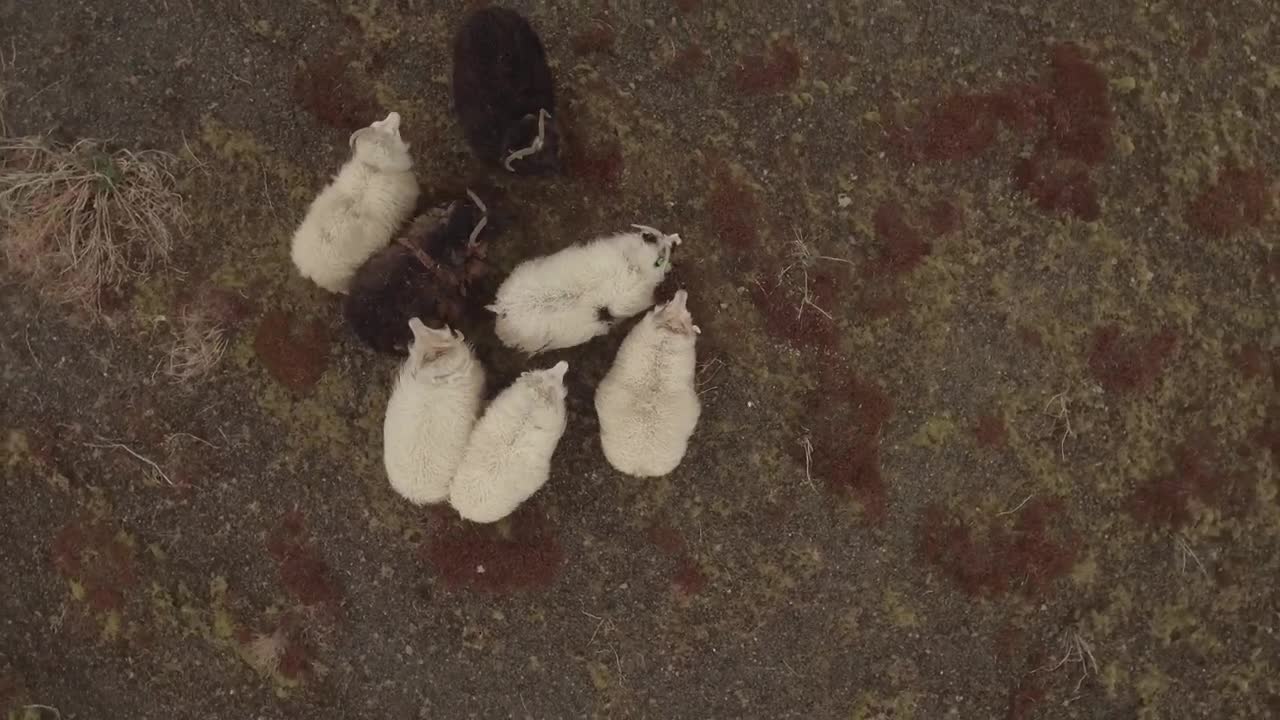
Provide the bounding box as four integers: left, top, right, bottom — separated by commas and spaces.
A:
278, 633, 313, 680
975, 412, 1008, 448
1013, 152, 1100, 221
1016, 326, 1044, 349
1256, 404, 1280, 461
292, 53, 383, 132
567, 136, 624, 190
254, 309, 330, 393
867, 201, 931, 275
673, 0, 701, 12
926, 200, 964, 236
1128, 441, 1250, 528
1187, 166, 1273, 239
1006, 677, 1046, 720
855, 284, 909, 319
1009, 44, 1113, 220
424, 507, 563, 593
51, 517, 137, 612
1233, 342, 1266, 380
730, 38, 802, 95
890, 44, 1112, 221
189, 282, 252, 330
647, 524, 706, 595
672, 557, 707, 595
266, 511, 342, 611
887, 85, 1045, 162
1189, 31, 1213, 60
1086, 325, 1178, 394
666, 44, 707, 79
1043, 44, 1113, 165
919, 497, 1077, 597
800, 372, 894, 523
748, 267, 839, 350
571, 22, 615, 56
706, 171, 760, 251
646, 523, 687, 555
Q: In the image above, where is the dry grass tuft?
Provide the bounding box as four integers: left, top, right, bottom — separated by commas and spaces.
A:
0, 135, 189, 312
776, 227, 853, 320
162, 308, 229, 383
242, 628, 287, 676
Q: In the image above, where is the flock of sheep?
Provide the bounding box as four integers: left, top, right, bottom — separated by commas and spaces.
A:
287, 7, 702, 523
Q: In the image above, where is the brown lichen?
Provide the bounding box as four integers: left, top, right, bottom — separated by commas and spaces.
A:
1086, 325, 1178, 394
253, 309, 330, 393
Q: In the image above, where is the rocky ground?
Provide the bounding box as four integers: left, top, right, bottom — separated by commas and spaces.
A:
1, 1, 1277, 718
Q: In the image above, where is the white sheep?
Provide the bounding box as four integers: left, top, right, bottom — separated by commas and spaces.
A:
487, 225, 682, 353
594, 290, 701, 477
290, 112, 420, 294
449, 361, 569, 523
384, 319, 485, 505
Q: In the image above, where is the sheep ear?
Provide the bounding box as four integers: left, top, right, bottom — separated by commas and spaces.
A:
549, 361, 569, 382
667, 289, 688, 312
409, 318, 452, 346
408, 317, 428, 339
374, 111, 401, 132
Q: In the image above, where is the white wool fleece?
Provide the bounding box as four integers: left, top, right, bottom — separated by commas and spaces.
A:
449, 361, 570, 523
384, 319, 486, 505
594, 290, 701, 477
488, 225, 681, 353
291, 112, 419, 293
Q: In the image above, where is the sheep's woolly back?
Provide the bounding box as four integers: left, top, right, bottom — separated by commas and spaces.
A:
291, 112, 418, 293
449, 362, 569, 522
489, 229, 680, 353
594, 292, 700, 477
384, 321, 486, 505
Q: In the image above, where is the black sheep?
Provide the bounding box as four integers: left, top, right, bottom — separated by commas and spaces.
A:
452, 7, 561, 174
344, 192, 492, 355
